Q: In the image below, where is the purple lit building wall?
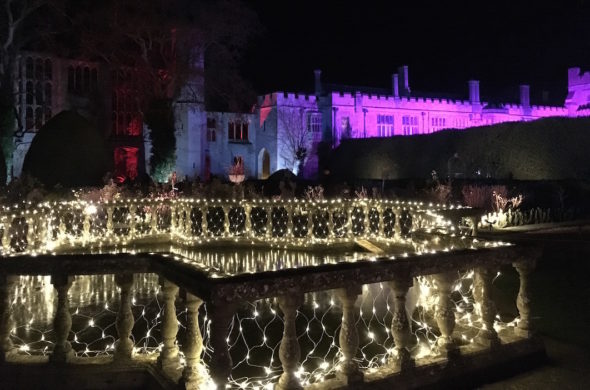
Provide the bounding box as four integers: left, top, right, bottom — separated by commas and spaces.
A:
256, 66, 590, 178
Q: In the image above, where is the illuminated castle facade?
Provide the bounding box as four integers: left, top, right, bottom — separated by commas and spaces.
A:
10, 56, 590, 182
255, 66, 590, 178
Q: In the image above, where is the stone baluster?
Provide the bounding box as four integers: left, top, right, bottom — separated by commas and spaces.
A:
58, 210, 67, 239
201, 206, 208, 237
286, 205, 294, 239
474, 267, 500, 347
363, 204, 370, 237
277, 294, 303, 390
150, 204, 158, 234
180, 293, 205, 389
307, 206, 314, 238
265, 206, 273, 238
244, 204, 252, 238
1, 217, 10, 252
129, 204, 137, 238
513, 260, 536, 338
115, 273, 135, 362
389, 274, 415, 370
0, 275, 16, 363
327, 207, 334, 240
184, 205, 193, 236
378, 206, 385, 238
82, 213, 91, 242
347, 205, 354, 239
49, 274, 74, 363
223, 206, 230, 236
157, 278, 180, 372
434, 272, 458, 356
170, 204, 177, 233
208, 302, 235, 388
336, 286, 363, 384
26, 217, 35, 252
106, 206, 114, 236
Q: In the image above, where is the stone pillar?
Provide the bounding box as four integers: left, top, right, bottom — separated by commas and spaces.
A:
287, 205, 294, 239
513, 260, 536, 338
277, 294, 304, 390
157, 278, 180, 371
180, 293, 205, 389
0, 275, 16, 363
389, 275, 415, 370
434, 272, 458, 355
115, 273, 135, 362
170, 205, 177, 233
474, 268, 500, 348
336, 286, 362, 384
49, 274, 74, 363
208, 302, 235, 388
184, 205, 192, 236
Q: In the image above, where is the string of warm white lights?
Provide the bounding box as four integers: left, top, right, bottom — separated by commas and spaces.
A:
6, 267, 518, 389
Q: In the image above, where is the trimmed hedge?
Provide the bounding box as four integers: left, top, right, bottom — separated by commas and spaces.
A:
330, 117, 590, 180
22, 111, 111, 187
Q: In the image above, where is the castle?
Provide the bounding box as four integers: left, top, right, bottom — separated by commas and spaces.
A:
10, 55, 590, 182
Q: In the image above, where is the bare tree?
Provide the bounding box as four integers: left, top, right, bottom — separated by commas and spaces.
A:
277, 107, 311, 175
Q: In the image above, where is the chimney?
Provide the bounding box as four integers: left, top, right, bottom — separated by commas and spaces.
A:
468, 80, 480, 104
520, 84, 530, 108
314, 69, 322, 95
397, 65, 410, 96
392, 73, 399, 97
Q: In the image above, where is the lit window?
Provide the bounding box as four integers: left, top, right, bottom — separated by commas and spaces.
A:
228, 121, 249, 142
402, 115, 419, 135
377, 114, 394, 136
207, 128, 216, 142
307, 113, 322, 132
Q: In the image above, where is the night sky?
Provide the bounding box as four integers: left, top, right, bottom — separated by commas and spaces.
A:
242, 0, 590, 105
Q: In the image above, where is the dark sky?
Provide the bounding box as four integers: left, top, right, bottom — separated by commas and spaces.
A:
241, 0, 590, 105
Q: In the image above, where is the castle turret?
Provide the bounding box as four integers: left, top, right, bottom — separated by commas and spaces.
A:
397, 65, 410, 96
314, 69, 322, 95
468, 80, 480, 104
392, 73, 399, 97
520, 84, 530, 108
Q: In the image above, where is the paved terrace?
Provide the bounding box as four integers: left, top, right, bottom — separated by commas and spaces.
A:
0, 198, 542, 389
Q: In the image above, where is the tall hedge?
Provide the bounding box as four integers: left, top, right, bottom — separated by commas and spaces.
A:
330, 117, 590, 181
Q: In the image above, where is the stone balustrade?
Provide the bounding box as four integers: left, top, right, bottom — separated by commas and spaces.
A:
0, 241, 542, 389
0, 198, 473, 255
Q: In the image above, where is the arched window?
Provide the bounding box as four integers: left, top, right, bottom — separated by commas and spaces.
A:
35, 58, 43, 80
35, 82, 43, 105
75, 67, 82, 93
34, 107, 43, 129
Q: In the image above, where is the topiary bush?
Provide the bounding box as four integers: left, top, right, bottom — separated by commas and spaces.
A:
22, 110, 111, 187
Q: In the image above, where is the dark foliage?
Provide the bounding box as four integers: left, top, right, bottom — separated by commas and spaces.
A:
22, 111, 111, 187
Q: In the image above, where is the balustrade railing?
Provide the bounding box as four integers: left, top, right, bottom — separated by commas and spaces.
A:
0, 242, 541, 389
0, 198, 470, 255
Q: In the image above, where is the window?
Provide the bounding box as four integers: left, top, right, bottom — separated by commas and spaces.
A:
207, 128, 216, 142
431, 117, 447, 132
307, 113, 322, 132
402, 115, 419, 135
207, 118, 216, 128
228, 121, 249, 142
377, 114, 394, 137
19, 56, 53, 131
